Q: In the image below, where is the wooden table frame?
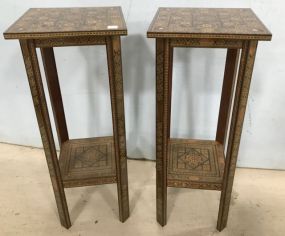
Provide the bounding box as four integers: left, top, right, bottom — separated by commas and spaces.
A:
4, 7, 130, 228
148, 8, 271, 232
19, 35, 129, 229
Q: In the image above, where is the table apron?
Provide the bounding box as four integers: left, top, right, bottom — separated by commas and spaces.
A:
34, 36, 107, 48
170, 38, 243, 49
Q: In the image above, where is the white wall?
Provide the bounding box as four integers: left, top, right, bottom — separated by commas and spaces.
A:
0, 0, 284, 169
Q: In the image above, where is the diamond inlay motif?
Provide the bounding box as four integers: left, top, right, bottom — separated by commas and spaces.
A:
167, 139, 225, 188
177, 148, 209, 170
73, 145, 109, 168
59, 137, 116, 182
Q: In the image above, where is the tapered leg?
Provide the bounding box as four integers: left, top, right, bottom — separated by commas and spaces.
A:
106, 36, 130, 222
41, 48, 69, 147
217, 41, 258, 231
156, 38, 172, 226
20, 40, 71, 228
216, 49, 240, 146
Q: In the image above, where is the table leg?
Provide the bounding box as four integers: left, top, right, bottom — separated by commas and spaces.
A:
106, 36, 130, 222
20, 40, 71, 229
156, 38, 172, 226
217, 40, 258, 231
41, 48, 69, 147
167, 46, 174, 139
216, 49, 240, 146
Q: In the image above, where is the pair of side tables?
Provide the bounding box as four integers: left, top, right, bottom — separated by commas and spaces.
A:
4, 7, 271, 231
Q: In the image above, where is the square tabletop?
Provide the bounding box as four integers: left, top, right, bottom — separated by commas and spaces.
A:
4, 7, 127, 40
147, 8, 271, 40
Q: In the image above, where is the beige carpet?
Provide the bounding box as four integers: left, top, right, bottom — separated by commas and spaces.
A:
0, 142, 284, 236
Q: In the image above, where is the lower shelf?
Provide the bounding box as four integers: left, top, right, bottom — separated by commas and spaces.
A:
59, 136, 117, 188
167, 139, 225, 191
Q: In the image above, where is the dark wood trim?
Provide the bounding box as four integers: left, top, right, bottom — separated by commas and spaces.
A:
216, 49, 240, 146
41, 47, 69, 147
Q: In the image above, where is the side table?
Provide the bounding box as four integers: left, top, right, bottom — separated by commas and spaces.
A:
147, 8, 271, 231
4, 7, 129, 228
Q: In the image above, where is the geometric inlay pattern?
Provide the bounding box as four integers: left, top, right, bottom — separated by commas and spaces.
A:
4, 7, 127, 39
168, 139, 225, 190
177, 147, 210, 170
72, 145, 109, 169
148, 8, 271, 40
59, 136, 116, 184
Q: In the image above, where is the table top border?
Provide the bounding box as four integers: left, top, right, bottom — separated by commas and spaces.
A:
147, 7, 272, 41
3, 7, 128, 40
147, 32, 272, 41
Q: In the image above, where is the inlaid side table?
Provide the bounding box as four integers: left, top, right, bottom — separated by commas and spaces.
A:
4, 7, 129, 228
147, 8, 271, 231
